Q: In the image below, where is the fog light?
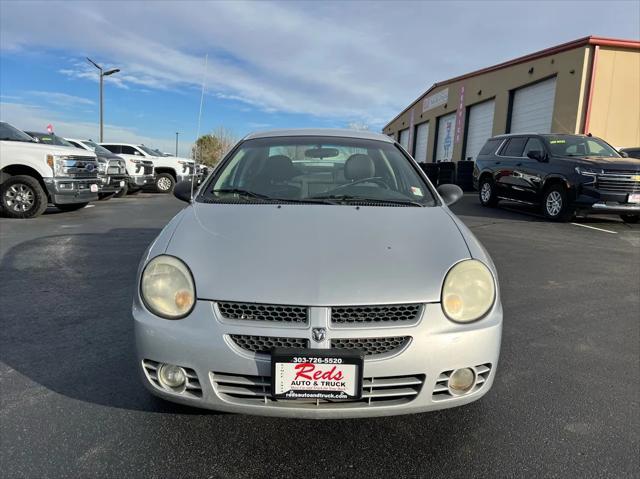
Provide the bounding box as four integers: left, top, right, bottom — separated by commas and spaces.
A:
158, 364, 186, 389
448, 368, 475, 395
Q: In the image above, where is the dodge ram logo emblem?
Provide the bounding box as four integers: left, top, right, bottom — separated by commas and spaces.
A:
312, 328, 326, 342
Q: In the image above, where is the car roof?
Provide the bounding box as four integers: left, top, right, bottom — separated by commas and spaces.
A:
99, 142, 140, 146
491, 133, 590, 140
243, 128, 394, 143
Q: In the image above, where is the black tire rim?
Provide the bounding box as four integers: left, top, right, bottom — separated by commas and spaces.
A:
4, 183, 36, 213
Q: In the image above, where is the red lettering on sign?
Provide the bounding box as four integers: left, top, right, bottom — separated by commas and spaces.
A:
293, 363, 345, 381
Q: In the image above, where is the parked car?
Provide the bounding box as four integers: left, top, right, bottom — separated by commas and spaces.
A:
134, 129, 502, 418
65, 138, 129, 199
473, 133, 640, 223
0, 122, 98, 218
620, 147, 640, 159
100, 142, 194, 193
195, 163, 209, 184
96, 143, 155, 195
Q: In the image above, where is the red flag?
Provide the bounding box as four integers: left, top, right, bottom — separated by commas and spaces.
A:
47, 124, 54, 134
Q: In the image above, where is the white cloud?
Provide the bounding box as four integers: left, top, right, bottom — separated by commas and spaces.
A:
1, 1, 639, 129
27, 91, 95, 107
0, 102, 192, 156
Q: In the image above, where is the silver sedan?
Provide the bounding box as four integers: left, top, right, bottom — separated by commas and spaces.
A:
133, 129, 502, 418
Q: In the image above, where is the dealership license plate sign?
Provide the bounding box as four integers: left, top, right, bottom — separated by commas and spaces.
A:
628, 193, 640, 204
271, 348, 363, 400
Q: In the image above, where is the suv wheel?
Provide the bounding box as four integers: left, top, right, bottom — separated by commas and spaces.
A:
155, 173, 175, 193
55, 203, 88, 212
114, 183, 128, 198
1, 175, 48, 219
620, 214, 639, 224
479, 177, 498, 207
543, 185, 574, 222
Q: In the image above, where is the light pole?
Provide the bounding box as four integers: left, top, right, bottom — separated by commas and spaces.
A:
175, 132, 179, 157
86, 57, 120, 142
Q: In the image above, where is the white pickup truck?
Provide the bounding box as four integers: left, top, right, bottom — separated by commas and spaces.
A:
100, 142, 195, 193
0, 122, 99, 218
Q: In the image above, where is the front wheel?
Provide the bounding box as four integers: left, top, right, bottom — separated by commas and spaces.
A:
98, 193, 115, 201
542, 185, 574, 222
620, 214, 639, 224
55, 202, 88, 212
114, 183, 128, 198
478, 177, 498, 207
155, 173, 175, 194
1, 175, 48, 219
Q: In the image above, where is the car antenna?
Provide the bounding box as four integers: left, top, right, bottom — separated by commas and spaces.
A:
191, 54, 208, 202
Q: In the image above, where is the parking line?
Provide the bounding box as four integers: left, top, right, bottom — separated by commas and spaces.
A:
571, 223, 617, 234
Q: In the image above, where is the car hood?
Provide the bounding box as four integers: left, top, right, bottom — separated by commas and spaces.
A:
165, 203, 471, 305
0, 140, 96, 158
561, 156, 640, 171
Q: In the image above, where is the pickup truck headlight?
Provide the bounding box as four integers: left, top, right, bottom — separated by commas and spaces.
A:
97, 160, 107, 174
575, 166, 602, 176
442, 259, 495, 323
47, 154, 72, 177
141, 255, 196, 319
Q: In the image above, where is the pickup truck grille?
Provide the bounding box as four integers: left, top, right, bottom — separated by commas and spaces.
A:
142, 161, 154, 175
63, 156, 99, 178
596, 171, 640, 193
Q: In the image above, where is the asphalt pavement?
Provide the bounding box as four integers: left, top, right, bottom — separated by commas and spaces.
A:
1, 193, 638, 478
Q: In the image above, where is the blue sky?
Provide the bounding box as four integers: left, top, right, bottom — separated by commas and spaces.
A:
1, 1, 639, 156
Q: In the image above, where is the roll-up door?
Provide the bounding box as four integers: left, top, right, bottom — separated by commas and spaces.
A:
464, 100, 495, 161
414, 122, 429, 162
398, 128, 410, 150
435, 112, 456, 162
510, 77, 557, 134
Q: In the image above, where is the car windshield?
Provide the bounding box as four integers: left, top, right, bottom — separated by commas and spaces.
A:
200, 136, 436, 206
544, 135, 620, 158
27, 132, 75, 147
138, 145, 160, 156
81, 140, 114, 156
0, 122, 36, 142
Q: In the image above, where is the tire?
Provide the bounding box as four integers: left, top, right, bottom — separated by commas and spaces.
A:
98, 193, 115, 201
155, 173, 175, 194
542, 185, 574, 222
55, 202, 88, 212
478, 177, 498, 207
127, 187, 141, 196
114, 183, 128, 198
620, 214, 639, 224
0, 175, 48, 219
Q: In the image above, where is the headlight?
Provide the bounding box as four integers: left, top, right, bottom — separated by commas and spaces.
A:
140, 255, 196, 319
97, 161, 107, 173
575, 166, 601, 176
442, 259, 495, 323
47, 154, 73, 177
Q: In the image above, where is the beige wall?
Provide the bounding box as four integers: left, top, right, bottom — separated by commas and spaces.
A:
385, 47, 590, 162
587, 47, 640, 147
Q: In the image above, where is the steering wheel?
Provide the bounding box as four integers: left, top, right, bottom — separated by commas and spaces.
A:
331, 176, 391, 191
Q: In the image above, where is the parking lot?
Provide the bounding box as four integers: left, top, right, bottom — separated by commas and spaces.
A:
0, 193, 638, 478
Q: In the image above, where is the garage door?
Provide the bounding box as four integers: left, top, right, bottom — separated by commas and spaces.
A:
414, 122, 429, 162
435, 112, 456, 162
398, 128, 410, 150
510, 77, 557, 134
464, 100, 495, 161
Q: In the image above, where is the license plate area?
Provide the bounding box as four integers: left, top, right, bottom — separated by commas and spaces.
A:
271, 348, 364, 400
628, 193, 640, 204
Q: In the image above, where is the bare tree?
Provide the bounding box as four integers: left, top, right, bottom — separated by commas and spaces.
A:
192, 126, 238, 166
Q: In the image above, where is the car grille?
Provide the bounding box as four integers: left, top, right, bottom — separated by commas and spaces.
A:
142, 161, 154, 175
230, 334, 410, 357
330, 336, 411, 356
432, 363, 492, 401
331, 304, 422, 324
142, 359, 202, 398
596, 171, 640, 193
218, 301, 308, 323
210, 372, 425, 407
230, 335, 309, 353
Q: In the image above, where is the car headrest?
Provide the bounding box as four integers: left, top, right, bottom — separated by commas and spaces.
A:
262, 155, 299, 181
344, 154, 374, 181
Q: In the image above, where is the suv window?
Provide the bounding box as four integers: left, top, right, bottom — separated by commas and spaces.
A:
500, 137, 527, 157
478, 139, 502, 156
120, 145, 139, 155
523, 137, 545, 157
102, 144, 121, 154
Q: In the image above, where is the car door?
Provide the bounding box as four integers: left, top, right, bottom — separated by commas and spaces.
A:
517, 136, 548, 203
495, 137, 527, 200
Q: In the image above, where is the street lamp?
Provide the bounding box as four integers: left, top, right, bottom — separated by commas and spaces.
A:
86, 57, 120, 142
175, 132, 179, 157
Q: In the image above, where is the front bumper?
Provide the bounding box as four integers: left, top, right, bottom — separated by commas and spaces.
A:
129, 174, 155, 188
574, 181, 640, 215
177, 174, 196, 183
43, 177, 99, 204
134, 299, 502, 418
98, 174, 128, 193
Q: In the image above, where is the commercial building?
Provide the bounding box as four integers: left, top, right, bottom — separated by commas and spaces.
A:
383, 36, 640, 163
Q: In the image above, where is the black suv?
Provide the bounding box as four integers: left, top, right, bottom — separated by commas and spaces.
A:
473, 133, 640, 222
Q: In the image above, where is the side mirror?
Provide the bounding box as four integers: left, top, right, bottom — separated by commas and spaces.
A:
134, 151, 142, 156
173, 180, 193, 203
437, 183, 463, 206
527, 150, 546, 162
620, 151, 629, 158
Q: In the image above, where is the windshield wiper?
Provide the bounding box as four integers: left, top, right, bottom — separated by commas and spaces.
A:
210, 189, 334, 204
309, 194, 424, 207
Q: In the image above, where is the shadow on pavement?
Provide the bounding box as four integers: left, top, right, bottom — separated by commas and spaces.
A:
0, 227, 210, 415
